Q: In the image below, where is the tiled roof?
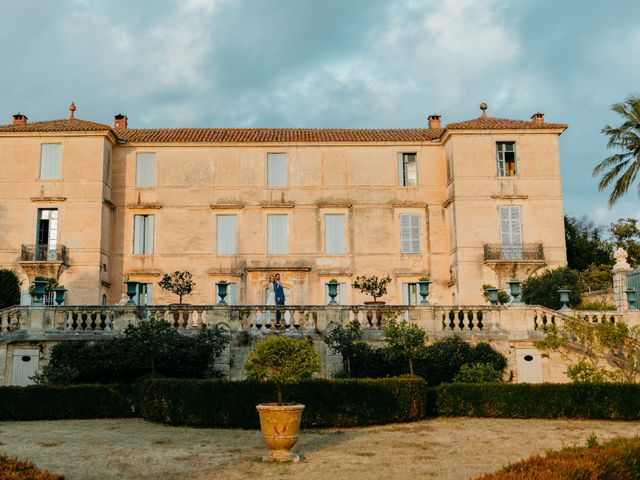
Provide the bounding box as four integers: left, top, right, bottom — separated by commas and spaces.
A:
116, 127, 445, 143
445, 116, 568, 131
0, 118, 112, 132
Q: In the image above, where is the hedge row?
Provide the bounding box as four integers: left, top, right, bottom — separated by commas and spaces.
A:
436, 383, 640, 420
0, 454, 64, 480
0, 385, 133, 421
477, 436, 640, 479
140, 377, 427, 428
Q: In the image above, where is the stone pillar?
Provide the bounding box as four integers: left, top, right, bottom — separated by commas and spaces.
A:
613, 248, 632, 312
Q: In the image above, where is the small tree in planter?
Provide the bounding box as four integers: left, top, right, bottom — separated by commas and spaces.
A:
245, 335, 321, 462
352, 275, 391, 303
384, 318, 427, 376
158, 271, 195, 304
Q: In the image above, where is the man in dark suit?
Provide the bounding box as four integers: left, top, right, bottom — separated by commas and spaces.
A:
274, 273, 285, 324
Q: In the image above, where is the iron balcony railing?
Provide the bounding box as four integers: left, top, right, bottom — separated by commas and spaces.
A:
21, 244, 68, 263
483, 243, 544, 262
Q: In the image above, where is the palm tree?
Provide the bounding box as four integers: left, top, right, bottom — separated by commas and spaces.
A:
593, 95, 640, 206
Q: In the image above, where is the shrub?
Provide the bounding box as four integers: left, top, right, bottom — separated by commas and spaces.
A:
576, 263, 613, 293
0, 454, 64, 480
481, 284, 510, 305
324, 320, 362, 375
384, 318, 427, 375
453, 363, 502, 383
157, 270, 195, 304
521, 267, 580, 309
0, 384, 133, 420
575, 300, 616, 310
351, 275, 391, 302
140, 377, 428, 428
349, 343, 404, 378
0, 269, 20, 309
245, 335, 321, 403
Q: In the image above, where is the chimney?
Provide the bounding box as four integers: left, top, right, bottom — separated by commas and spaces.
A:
114, 113, 128, 129
12, 113, 28, 126
531, 112, 544, 124
428, 114, 442, 129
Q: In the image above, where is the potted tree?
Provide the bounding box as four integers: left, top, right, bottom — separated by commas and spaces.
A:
351, 275, 391, 328
245, 335, 321, 462
158, 271, 195, 327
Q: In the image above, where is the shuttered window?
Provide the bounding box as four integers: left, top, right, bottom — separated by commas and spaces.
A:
267, 215, 288, 254
267, 153, 287, 187
400, 214, 421, 253
325, 214, 345, 254
397, 153, 417, 186
499, 205, 523, 259
136, 153, 156, 187
216, 215, 237, 254
133, 215, 155, 254
402, 283, 418, 305
40, 144, 61, 179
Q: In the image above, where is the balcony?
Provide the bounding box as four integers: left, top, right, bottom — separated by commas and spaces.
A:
19, 244, 68, 280
483, 243, 544, 262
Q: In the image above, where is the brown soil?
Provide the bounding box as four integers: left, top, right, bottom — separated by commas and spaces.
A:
0, 418, 638, 480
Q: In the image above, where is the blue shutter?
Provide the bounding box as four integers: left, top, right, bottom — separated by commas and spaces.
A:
268, 215, 288, 254
268, 153, 287, 187
325, 214, 345, 254
217, 215, 237, 254
40, 144, 61, 179
136, 153, 156, 187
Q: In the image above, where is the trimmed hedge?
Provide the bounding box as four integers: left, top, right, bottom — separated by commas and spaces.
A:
0, 385, 133, 421
0, 454, 64, 480
141, 377, 428, 428
477, 436, 640, 479
436, 383, 640, 420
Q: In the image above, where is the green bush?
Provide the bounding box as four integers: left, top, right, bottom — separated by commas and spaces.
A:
521, 267, 581, 309
453, 363, 502, 383
0, 384, 133, 420
436, 383, 640, 419
141, 377, 428, 428
349, 343, 404, 378
0, 269, 20, 309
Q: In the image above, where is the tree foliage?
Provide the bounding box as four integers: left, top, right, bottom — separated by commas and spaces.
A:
576, 264, 614, 293
481, 284, 511, 305
535, 318, 640, 383
383, 318, 427, 375
564, 215, 613, 270
453, 363, 502, 383
245, 335, 321, 403
158, 271, 195, 304
593, 95, 640, 207
351, 275, 391, 302
324, 320, 362, 374
609, 217, 640, 267
521, 267, 581, 310
0, 269, 20, 309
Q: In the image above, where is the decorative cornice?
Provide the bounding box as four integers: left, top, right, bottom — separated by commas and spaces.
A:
259, 202, 295, 209
490, 194, 529, 200
126, 203, 162, 210
30, 196, 66, 202
209, 203, 245, 210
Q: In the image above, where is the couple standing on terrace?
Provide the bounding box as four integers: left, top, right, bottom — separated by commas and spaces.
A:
265, 273, 286, 323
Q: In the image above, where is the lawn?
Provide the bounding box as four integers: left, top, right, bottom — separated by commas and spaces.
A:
0, 418, 638, 479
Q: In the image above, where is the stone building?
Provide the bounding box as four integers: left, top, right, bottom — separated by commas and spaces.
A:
0, 103, 567, 307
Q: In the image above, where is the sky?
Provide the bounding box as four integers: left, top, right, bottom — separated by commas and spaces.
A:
0, 0, 639, 226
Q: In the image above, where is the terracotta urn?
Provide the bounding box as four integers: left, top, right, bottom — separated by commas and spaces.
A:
363, 300, 385, 328
256, 403, 305, 462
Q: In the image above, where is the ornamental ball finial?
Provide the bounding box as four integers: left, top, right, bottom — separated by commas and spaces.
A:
69, 101, 76, 120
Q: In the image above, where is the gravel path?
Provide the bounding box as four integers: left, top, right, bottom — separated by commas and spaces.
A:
0, 418, 638, 480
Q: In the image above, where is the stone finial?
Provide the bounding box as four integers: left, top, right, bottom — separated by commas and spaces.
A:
480, 102, 488, 119
69, 102, 76, 120
613, 247, 631, 272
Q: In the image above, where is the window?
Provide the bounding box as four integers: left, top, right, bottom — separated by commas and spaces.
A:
267, 215, 288, 254
267, 153, 287, 187
103, 143, 111, 186
499, 205, 523, 259
135, 283, 153, 305
216, 282, 237, 305
398, 153, 417, 186
325, 214, 345, 254
325, 283, 347, 305
402, 283, 418, 305
136, 153, 156, 187
400, 214, 421, 253
216, 215, 237, 254
40, 144, 61, 179
497, 142, 517, 177
36, 208, 59, 260
133, 215, 155, 254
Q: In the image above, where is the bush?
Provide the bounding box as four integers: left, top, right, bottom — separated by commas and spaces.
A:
0, 454, 64, 480
481, 284, 510, 305
436, 383, 640, 419
141, 377, 428, 428
349, 343, 404, 378
0, 384, 133, 420
453, 363, 502, 383
521, 267, 581, 309
575, 301, 616, 311
0, 269, 20, 309
476, 436, 640, 480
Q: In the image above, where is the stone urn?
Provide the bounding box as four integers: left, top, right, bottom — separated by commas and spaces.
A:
256, 403, 305, 462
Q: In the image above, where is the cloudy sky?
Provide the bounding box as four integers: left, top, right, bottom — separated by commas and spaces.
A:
1, 0, 638, 225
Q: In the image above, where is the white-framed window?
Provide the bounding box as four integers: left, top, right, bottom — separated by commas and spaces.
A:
397, 153, 417, 186
499, 205, 523, 259
40, 144, 61, 179
496, 142, 517, 177
400, 214, 421, 253
135, 283, 153, 305
402, 283, 418, 305
325, 283, 347, 305
216, 282, 237, 305
133, 214, 155, 254
36, 208, 59, 261
216, 215, 237, 255
136, 153, 156, 187
267, 153, 287, 187
267, 214, 288, 254
324, 214, 345, 254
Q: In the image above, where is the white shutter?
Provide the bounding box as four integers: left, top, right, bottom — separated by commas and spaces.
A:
217, 215, 237, 254
496, 144, 505, 176
325, 214, 345, 254
268, 215, 288, 254
136, 153, 156, 187
40, 144, 61, 179
397, 153, 404, 186
402, 284, 410, 305
133, 215, 145, 254
268, 153, 287, 187
400, 214, 420, 253
410, 214, 420, 252
499, 206, 522, 245
144, 215, 155, 254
